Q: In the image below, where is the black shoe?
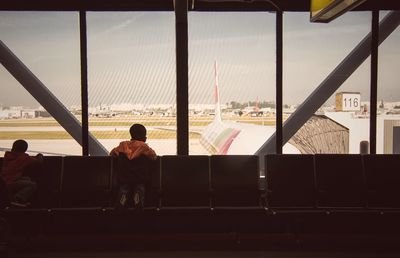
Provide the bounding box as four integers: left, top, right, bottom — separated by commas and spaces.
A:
120, 193, 127, 207
133, 191, 143, 211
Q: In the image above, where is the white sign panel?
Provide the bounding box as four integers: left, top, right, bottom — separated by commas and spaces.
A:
341, 93, 361, 111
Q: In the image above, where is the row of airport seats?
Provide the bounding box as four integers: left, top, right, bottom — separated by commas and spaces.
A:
0, 155, 259, 209
266, 154, 400, 209
1, 154, 400, 210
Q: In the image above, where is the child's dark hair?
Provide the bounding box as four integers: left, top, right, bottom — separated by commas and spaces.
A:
11, 139, 28, 153
129, 124, 147, 142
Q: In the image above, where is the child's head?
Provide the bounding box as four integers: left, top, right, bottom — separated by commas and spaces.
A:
130, 124, 147, 142
11, 139, 28, 153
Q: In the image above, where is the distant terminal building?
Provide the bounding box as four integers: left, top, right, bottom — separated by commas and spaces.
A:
0, 107, 50, 119
289, 115, 349, 154
0, 107, 32, 119
35, 110, 51, 118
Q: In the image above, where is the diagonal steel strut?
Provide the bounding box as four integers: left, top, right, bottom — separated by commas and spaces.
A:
256, 11, 400, 158
0, 40, 108, 156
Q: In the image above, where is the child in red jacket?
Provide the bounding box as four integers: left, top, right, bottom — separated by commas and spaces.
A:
1, 140, 43, 207
110, 124, 156, 209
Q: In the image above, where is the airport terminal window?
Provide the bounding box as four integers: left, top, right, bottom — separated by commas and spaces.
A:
377, 10, 400, 154
86, 12, 176, 155
283, 11, 371, 154
188, 12, 276, 155
2, 9, 396, 158
0, 12, 82, 156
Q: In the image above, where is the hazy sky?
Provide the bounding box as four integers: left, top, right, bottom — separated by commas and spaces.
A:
0, 11, 399, 108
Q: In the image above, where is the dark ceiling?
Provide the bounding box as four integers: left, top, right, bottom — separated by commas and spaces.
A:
0, 0, 399, 12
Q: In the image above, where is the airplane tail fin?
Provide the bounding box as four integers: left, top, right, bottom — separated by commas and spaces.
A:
214, 60, 222, 122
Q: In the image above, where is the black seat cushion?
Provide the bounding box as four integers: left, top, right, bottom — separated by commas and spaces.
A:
315, 154, 366, 208
210, 155, 260, 207
364, 154, 400, 208
161, 155, 210, 207
61, 156, 112, 207
266, 154, 316, 208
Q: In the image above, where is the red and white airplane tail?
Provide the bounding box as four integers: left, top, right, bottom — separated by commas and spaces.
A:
200, 61, 301, 155
214, 60, 222, 123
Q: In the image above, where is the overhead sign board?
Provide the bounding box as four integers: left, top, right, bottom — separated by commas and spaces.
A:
310, 0, 367, 23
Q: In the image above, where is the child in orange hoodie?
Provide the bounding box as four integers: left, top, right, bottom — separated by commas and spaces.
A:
110, 124, 156, 209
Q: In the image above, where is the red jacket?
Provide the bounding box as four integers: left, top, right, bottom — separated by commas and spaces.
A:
110, 140, 157, 161
0, 151, 38, 185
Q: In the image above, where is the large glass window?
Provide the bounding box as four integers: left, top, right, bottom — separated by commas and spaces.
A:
378, 11, 400, 154
188, 12, 276, 155
86, 12, 176, 155
2, 9, 392, 157
0, 12, 82, 156
283, 12, 371, 154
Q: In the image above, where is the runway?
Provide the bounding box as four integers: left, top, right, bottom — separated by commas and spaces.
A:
0, 138, 209, 156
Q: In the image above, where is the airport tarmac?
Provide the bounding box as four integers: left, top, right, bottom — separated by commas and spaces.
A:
0, 125, 204, 132
0, 138, 209, 156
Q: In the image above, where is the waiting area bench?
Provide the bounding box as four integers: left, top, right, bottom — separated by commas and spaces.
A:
1, 154, 400, 250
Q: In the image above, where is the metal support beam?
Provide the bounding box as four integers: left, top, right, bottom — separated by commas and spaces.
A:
256, 11, 400, 158
175, 0, 189, 155
0, 40, 108, 156
79, 10, 89, 156
275, 10, 283, 154
370, 10, 379, 154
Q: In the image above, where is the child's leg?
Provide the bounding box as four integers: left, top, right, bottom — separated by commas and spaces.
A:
133, 184, 145, 209
115, 184, 130, 209
9, 177, 37, 205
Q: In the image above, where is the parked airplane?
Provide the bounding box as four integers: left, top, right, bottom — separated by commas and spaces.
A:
199, 61, 300, 155
241, 102, 261, 117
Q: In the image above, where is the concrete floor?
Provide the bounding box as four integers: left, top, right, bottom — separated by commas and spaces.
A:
7, 250, 400, 258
